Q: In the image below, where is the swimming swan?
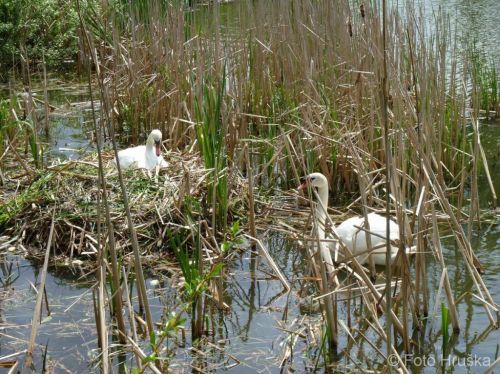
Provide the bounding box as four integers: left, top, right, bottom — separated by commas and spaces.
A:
299, 172, 410, 266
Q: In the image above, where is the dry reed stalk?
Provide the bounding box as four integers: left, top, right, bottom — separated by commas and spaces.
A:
359, 285, 409, 373
6, 138, 32, 176
468, 120, 481, 239
78, 9, 155, 336
476, 121, 497, 208
347, 139, 376, 278
124, 335, 162, 374
243, 234, 290, 292
281, 130, 302, 186
245, 145, 257, 241
390, 118, 413, 350
42, 56, 50, 137
0, 353, 22, 374
83, 44, 128, 345
406, 83, 431, 320
95, 261, 109, 374
431, 206, 460, 333
91, 96, 109, 374
485, 357, 500, 374
405, 118, 498, 325
25, 211, 55, 368
314, 236, 338, 351
379, 0, 396, 363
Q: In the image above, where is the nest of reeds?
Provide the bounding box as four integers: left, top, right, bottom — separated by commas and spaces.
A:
0, 150, 248, 268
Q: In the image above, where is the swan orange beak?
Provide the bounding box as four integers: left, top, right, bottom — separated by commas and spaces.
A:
297, 177, 308, 190
155, 141, 161, 157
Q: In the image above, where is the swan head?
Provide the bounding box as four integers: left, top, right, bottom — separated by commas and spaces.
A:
147, 129, 163, 156
298, 172, 328, 192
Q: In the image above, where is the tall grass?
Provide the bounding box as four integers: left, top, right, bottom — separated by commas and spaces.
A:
194, 70, 229, 232
470, 46, 499, 119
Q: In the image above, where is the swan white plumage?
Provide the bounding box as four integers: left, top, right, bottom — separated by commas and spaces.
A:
113, 129, 167, 170
299, 172, 407, 266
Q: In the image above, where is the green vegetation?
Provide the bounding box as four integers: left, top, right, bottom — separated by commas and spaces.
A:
0, 99, 12, 155
0, 0, 83, 70
140, 312, 185, 369
169, 225, 224, 341
0, 172, 53, 227
470, 48, 499, 118
194, 71, 229, 232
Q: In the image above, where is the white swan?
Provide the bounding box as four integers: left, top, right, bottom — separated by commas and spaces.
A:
299, 172, 407, 266
113, 129, 167, 170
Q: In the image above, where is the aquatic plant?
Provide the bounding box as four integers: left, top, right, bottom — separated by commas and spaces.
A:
221, 220, 243, 254
142, 312, 186, 369
169, 225, 224, 341
194, 69, 229, 232
441, 303, 450, 354
470, 48, 499, 119
0, 171, 53, 227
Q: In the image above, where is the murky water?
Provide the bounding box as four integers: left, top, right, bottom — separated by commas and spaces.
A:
0, 79, 96, 161
0, 149, 499, 372
422, 0, 500, 64
2, 197, 498, 372
1, 112, 499, 371
0, 255, 97, 372
41, 82, 97, 160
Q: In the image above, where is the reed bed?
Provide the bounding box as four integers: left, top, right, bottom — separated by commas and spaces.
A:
87, 0, 496, 197
0, 150, 246, 266
0, 0, 498, 372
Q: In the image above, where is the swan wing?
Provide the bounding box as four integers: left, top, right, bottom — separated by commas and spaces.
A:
335, 213, 400, 265
115, 145, 147, 169
157, 155, 169, 168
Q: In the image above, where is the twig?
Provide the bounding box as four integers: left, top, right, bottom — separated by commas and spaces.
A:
25, 211, 55, 368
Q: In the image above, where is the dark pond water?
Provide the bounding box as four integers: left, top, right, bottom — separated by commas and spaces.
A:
0, 78, 96, 161
1, 196, 499, 373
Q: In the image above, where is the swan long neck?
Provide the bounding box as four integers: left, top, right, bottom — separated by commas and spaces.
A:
314, 183, 329, 238
310, 175, 337, 274
145, 134, 155, 150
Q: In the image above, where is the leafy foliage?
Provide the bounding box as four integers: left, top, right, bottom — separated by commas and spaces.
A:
0, 0, 83, 68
